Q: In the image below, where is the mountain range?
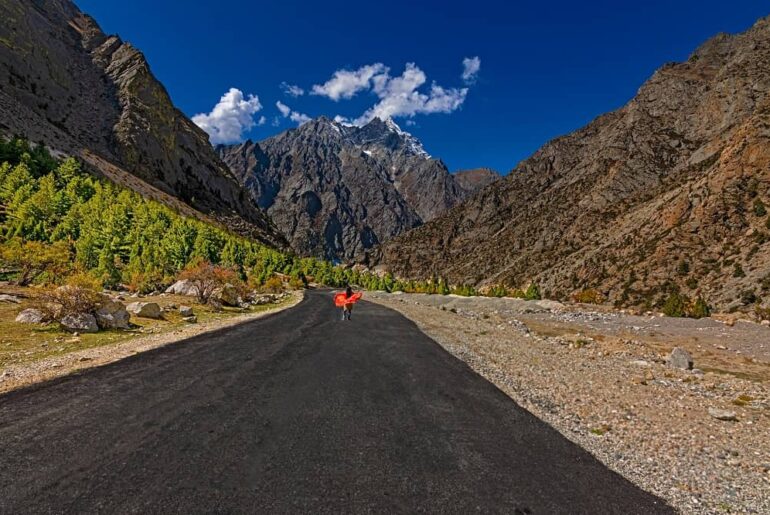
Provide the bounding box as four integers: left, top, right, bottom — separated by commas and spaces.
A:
370, 16, 770, 310
2, 0, 769, 312
218, 117, 496, 260
0, 0, 285, 247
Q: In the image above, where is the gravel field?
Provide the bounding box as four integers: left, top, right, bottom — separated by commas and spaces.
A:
368, 292, 770, 514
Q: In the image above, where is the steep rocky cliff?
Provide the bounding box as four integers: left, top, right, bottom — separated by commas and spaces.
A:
0, 0, 285, 247
219, 117, 468, 259
372, 16, 770, 311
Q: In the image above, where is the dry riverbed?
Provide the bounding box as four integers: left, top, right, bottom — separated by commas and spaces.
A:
0, 289, 302, 394
368, 292, 770, 515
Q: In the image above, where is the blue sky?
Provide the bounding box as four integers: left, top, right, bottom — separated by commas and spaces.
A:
77, 0, 768, 173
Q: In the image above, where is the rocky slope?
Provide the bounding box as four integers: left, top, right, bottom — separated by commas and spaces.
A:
453, 168, 500, 194
0, 0, 285, 247
371, 16, 770, 311
219, 117, 470, 259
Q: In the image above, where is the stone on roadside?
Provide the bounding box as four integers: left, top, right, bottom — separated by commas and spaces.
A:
0, 294, 21, 303
215, 283, 241, 307
165, 279, 199, 297
668, 347, 693, 370
708, 408, 738, 422
126, 301, 162, 319
182, 315, 197, 323
61, 313, 99, 333
95, 295, 130, 329
179, 305, 194, 317
15, 308, 46, 324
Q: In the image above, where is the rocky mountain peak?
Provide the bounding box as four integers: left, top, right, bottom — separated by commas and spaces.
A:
353, 117, 431, 158
371, 14, 770, 312
219, 115, 477, 259
0, 0, 286, 247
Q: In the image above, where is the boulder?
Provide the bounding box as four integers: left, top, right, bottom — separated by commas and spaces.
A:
668, 347, 693, 370
708, 408, 738, 421
126, 301, 162, 319
533, 299, 565, 311
0, 294, 21, 303
215, 283, 241, 307
165, 279, 199, 297
61, 313, 99, 333
16, 308, 46, 324
95, 296, 130, 329
179, 305, 194, 317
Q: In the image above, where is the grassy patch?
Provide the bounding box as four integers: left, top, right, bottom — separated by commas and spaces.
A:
0, 290, 292, 369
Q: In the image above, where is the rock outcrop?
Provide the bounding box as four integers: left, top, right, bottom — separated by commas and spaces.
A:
453, 168, 500, 195
371, 16, 770, 311
0, 0, 285, 248
126, 301, 161, 319
219, 117, 468, 259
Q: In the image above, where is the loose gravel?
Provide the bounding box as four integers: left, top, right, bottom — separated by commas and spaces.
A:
368, 292, 770, 515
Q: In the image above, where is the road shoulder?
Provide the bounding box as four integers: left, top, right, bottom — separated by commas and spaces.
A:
0, 291, 303, 395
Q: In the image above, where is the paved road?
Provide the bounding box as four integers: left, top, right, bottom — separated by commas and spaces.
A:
0, 290, 672, 514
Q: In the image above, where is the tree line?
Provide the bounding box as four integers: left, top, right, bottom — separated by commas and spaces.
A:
0, 137, 499, 297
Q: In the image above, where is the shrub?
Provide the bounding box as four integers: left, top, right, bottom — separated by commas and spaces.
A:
288, 276, 306, 290
0, 238, 71, 286
524, 283, 541, 300
733, 264, 745, 278
178, 259, 240, 304
754, 199, 767, 217
487, 284, 508, 297
573, 288, 603, 304
690, 296, 711, 319
261, 275, 284, 294
125, 270, 164, 294
740, 289, 758, 305
662, 292, 688, 317
34, 272, 103, 320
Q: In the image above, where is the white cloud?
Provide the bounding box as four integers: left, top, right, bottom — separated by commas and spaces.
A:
276, 101, 311, 126
280, 82, 305, 97
276, 101, 291, 117
462, 56, 481, 84
192, 88, 262, 144
311, 63, 389, 101
352, 63, 468, 125
257, 115, 266, 126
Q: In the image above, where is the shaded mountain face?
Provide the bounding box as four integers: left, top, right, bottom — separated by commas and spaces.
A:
219, 117, 468, 260
453, 168, 500, 195
371, 16, 770, 311
0, 0, 285, 247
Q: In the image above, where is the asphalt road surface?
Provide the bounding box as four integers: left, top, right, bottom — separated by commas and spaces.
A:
0, 290, 672, 514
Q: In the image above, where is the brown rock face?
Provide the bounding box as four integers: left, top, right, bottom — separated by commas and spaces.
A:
219, 117, 467, 260
453, 168, 500, 195
0, 0, 285, 247
372, 16, 770, 311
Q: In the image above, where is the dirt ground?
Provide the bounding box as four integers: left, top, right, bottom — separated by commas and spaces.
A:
368, 292, 770, 515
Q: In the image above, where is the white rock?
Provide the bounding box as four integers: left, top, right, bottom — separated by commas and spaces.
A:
15, 308, 46, 324
61, 313, 99, 333
165, 279, 199, 297
126, 302, 162, 319
668, 347, 693, 370
708, 408, 738, 422
0, 294, 21, 303
179, 305, 194, 317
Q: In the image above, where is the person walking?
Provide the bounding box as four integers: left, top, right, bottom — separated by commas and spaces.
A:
342, 285, 354, 321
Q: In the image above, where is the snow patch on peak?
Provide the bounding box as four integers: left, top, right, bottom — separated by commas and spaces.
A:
381, 117, 430, 159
